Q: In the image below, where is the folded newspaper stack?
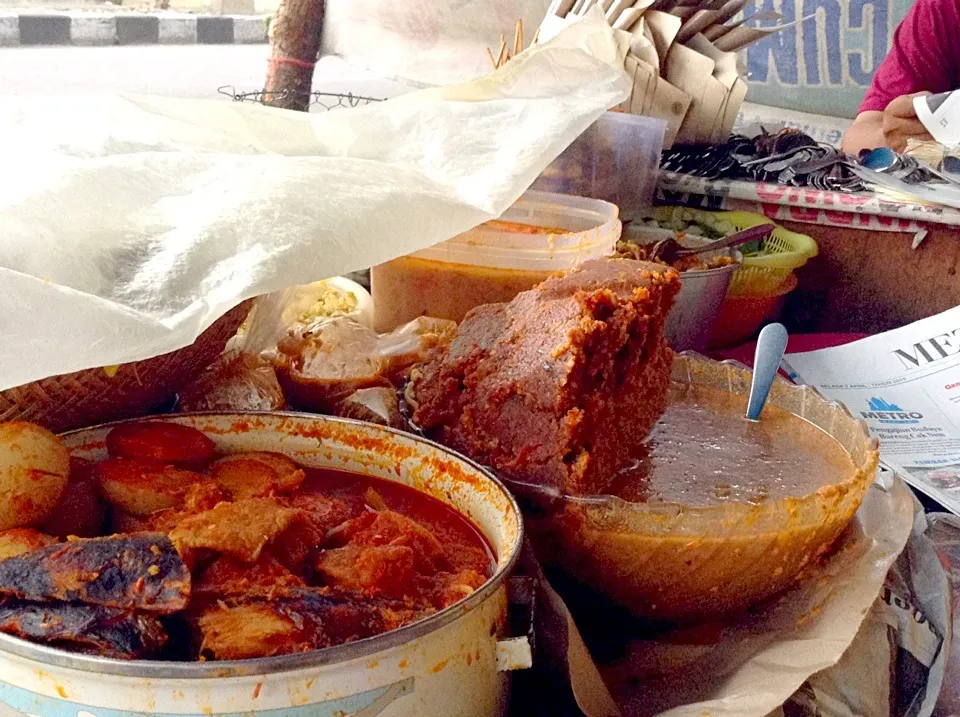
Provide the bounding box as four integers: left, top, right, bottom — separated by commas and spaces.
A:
783, 305, 960, 516
541, 0, 790, 146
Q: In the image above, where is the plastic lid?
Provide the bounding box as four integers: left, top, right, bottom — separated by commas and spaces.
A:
412, 190, 622, 271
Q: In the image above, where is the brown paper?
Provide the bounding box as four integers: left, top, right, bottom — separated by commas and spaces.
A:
629, 21, 661, 69
664, 42, 717, 143
712, 0, 752, 26
605, 0, 635, 22
643, 10, 682, 65
713, 24, 775, 51
629, 56, 689, 147
668, 6, 698, 20
714, 77, 747, 142
675, 9, 720, 43
614, 6, 646, 31
702, 9, 779, 41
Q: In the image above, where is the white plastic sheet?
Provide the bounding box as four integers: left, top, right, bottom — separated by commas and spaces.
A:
0, 10, 630, 392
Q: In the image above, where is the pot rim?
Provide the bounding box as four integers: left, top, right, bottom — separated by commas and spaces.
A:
0, 411, 524, 680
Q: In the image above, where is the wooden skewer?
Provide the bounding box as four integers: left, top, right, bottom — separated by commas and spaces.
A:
514, 21, 521, 57
486, 46, 498, 69
518, 20, 524, 54
533, 27, 541, 44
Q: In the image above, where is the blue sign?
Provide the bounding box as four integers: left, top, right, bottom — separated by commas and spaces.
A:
742, 0, 914, 118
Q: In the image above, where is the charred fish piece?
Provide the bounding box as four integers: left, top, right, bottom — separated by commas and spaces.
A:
0, 534, 189, 613
0, 600, 168, 659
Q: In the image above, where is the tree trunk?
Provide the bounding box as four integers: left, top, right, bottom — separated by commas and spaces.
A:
264, 0, 326, 111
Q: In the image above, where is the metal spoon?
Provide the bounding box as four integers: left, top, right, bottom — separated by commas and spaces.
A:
650, 223, 774, 265
746, 323, 789, 422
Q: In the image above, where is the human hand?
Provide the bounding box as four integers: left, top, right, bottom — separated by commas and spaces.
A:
883, 92, 935, 152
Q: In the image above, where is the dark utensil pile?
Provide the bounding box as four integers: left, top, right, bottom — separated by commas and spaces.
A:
661, 128, 866, 192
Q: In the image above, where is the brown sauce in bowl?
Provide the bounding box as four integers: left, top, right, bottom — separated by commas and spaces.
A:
608, 385, 857, 506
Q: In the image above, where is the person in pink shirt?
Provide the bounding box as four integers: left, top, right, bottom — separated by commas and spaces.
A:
841, 0, 960, 154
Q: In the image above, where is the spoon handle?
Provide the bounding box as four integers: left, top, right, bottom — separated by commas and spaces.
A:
675, 223, 774, 258
747, 323, 789, 421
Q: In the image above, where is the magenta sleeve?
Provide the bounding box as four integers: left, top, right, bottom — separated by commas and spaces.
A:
858, 0, 960, 114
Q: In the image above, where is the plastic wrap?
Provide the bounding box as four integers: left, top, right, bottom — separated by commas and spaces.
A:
273, 316, 458, 413
0, 9, 629, 392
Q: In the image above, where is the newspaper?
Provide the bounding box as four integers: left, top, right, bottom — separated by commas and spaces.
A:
914, 91, 960, 148
783, 305, 960, 515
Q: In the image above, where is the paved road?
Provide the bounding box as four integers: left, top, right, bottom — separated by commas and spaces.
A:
0, 44, 410, 101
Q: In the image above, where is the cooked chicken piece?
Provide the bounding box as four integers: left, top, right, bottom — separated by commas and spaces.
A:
0, 534, 189, 613
315, 510, 446, 598
210, 453, 305, 500
0, 600, 168, 659
105, 422, 216, 467
330, 510, 445, 568
195, 589, 420, 661
96, 459, 208, 517
271, 492, 366, 571
193, 553, 304, 600
169, 498, 301, 563
0, 529, 58, 561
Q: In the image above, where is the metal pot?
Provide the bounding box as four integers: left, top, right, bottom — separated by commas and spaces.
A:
621, 224, 741, 352
0, 413, 526, 717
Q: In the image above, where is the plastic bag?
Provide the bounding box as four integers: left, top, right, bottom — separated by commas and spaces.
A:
177, 351, 286, 413
273, 316, 458, 413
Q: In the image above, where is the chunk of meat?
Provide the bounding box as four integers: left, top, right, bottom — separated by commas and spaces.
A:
194, 553, 304, 601
169, 498, 301, 563
41, 473, 107, 539
210, 453, 305, 500
132, 483, 230, 535
329, 510, 445, 569
96, 459, 208, 517
195, 589, 421, 660
106, 422, 216, 467
316, 542, 417, 599
0, 534, 189, 613
315, 510, 491, 607
316, 511, 447, 598
271, 492, 366, 572
0, 529, 58, 561
0, 600, 168, 659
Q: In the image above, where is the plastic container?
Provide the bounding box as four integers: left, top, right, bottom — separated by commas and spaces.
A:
647, 207, 819, 295
709, 274, 798, 349
372, 191, 621, 332
531, 112, 666, 222
525, 353, 878, 621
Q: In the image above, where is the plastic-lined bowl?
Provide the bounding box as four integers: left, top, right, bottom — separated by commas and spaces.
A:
372, 191, 621, 332
526, 353, 878, 622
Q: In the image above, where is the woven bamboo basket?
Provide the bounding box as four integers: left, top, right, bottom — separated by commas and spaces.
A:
0, 302, 251, 433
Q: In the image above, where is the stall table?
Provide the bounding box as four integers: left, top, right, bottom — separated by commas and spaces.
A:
658, 172, 960, 335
